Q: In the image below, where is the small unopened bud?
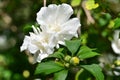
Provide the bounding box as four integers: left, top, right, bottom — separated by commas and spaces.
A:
70, 57, 80, 66
64, 55, 71, 62
64, 63, 70, 68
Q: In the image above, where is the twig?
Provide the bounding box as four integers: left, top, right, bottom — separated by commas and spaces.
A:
82, 0, 95, 24
43, 0, 46, 7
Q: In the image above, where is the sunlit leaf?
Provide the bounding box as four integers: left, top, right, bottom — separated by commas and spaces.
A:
108, 20, 114, 28
77, 46, 99, 59
85, 0, 99, 10
71, 0, 81, 7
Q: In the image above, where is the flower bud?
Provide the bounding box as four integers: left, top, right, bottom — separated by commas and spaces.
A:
64, 55, 71, 62
64, 63, 70, 68
70, 57, 80, 66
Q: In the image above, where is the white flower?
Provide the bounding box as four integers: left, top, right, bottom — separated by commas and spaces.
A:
36, 3, 81, 46
111, 30, 120, 54
21, 3, 81, 63
20, 26, 56, 62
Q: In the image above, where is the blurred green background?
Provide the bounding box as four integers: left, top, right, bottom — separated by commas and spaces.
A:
0, 0, 120, 80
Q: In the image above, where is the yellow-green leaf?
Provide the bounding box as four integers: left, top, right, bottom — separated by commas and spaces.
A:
85, 0, 99, 10
71, 0, 81, 7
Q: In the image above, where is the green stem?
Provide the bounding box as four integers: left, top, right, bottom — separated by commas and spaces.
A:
75, 68, 84, 80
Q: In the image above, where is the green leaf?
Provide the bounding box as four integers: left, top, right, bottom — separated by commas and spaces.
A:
35, 61, 64, 75
65, 40, 81, 56
23, 24, 33, 34
57, 48, 64, 52
114, 18, 120, 29
49, 48, 64, 59
54, 70, 68, 80
81, 64, 104, 80
49, 52, 64, 59
71, 0, 81, 7
77, 46, 99, 59
75, 69, 91, 80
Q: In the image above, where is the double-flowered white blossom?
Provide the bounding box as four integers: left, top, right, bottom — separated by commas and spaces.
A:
21, 26, 55, 62
111, 30, 120, 54
37, 3, 81, 46
21, 3, 81, 62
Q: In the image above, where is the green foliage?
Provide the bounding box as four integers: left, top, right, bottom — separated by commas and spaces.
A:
114, 18, 120, 29
81, 64, 104, 80
54, 70, 68, 80
85, 0, 99, 10
35, 39, 102, 80
65, 40, 81, 56
23, 24, 33, 34
1, 0, 120, 79
75, 69, 92, 80
77, 46, 99, 59
49, 51, 64, 59
35, 61, 64, 75
0, 67, 12, 80
71, 0, 81, 7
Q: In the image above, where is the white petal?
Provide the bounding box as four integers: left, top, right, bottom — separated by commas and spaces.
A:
46, 47, 54, 54
33, 52, 39, 63
57, 18, 80, 41
37, 4, 57, 25
55, 3, 73, 24
37, 27, 41, 33
114, 30, 120, 40
37, 4, 73, 25
62, 18, 80, 34
58, 41, 65, 45
28, 43, 38, 54
32, 25, 38, 34
49, 35, 57, 48
40, 25, 48, 32
37, 53, 49, 62
20, 36, 30, 52
112, 41, 120, 54
113, 70, 120, 76
29, 32, 36, 38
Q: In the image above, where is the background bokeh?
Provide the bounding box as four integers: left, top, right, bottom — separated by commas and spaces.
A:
0, 0, 120, 80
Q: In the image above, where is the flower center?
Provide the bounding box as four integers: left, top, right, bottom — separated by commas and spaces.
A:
43, 37, 49, 43
50, 23, 61, 32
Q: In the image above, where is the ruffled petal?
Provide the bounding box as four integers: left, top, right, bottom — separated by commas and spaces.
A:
56, 18, 80, 41
56, 3, 73, 24
37, 4, 58, 25
28, 43, 38, 54
62, 18, 80, 34
37, 4, 73, 26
